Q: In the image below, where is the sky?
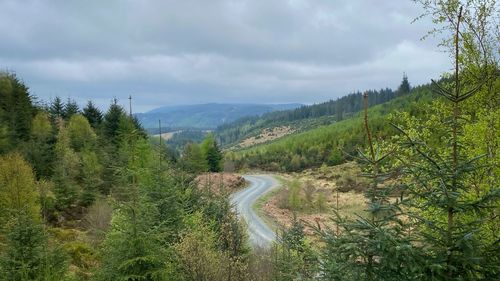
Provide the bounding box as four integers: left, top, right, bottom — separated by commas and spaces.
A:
0, 0, 451, 113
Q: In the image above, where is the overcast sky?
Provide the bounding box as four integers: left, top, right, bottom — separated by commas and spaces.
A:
0, 0, 451, 112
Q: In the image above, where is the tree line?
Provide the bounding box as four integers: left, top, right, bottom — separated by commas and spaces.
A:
226, 83, 435, 172
216, 75, 410, 147
0, 75, 243, 280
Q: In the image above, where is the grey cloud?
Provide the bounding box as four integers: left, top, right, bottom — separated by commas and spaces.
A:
0, 0, 449, 112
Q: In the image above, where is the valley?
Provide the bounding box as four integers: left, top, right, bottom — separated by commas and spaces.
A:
0, 1, 498, 280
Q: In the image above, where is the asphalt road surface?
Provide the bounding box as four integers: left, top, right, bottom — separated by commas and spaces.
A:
231, 175, 280, 248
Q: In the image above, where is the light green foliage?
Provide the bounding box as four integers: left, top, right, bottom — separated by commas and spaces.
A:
181, 142, 208, 173
80, 149, 103, 207
0, 153, 40, 224
23, 112, 56, 179
315, 192, 327, 212
31, 112, 52, 141
67, 114, 96, 151
288, 180, 302, 211
174, 212, 233, 281
0, 154, 68, 280
53, 121, 80, 210
231, 86, 435, 172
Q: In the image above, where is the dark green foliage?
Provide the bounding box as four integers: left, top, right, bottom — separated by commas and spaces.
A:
201, 134, 223, 172
397, 73, 411, 96
49, 97, 64, 120
102, 99, 127, 143
82, 100, 103, 129
318, 93, 423, 281
23, 112, 56, 179
0, 72, 35, 150
95, 203, 170, 281
131, 116, 148, 139
62, 98, 79, 120
0, 212, 68, 281
79, 148, 102, 207
216, 87, 402, 147
166, 130, 207, 153
273, 217, 318, 281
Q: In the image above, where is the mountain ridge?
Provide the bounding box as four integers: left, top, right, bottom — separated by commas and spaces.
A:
136, 103, 303, 129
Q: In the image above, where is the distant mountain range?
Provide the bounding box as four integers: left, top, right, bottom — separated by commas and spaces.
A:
135, 103, 303, 129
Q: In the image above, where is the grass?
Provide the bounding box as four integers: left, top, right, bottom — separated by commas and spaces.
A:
248, 165, 371, 240
252, 174, 286, 232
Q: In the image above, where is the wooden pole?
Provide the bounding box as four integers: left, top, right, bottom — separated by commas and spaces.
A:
159, 119, 162, 167
128, 95, 132, 117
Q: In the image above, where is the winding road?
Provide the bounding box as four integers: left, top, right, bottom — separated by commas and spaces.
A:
231, 175, 280, 248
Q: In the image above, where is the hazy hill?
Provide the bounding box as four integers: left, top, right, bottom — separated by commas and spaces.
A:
135, 103, 302, 129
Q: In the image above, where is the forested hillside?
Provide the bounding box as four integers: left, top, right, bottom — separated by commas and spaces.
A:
136, 103, 302, 129
216, 76, 409, 147
225, 82, 434, 171
0, 72, 248, 280
0, 1, 498, 281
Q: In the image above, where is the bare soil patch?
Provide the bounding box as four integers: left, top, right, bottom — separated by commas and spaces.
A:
195, 172, 246, 194
236, 126, 296, 148
260, 162, 369, 237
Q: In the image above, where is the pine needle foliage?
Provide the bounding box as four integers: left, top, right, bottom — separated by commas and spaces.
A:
317, 93, 422, 281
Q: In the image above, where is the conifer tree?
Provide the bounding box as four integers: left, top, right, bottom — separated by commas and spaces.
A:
273, 216, 318, 281
0, 154, 68, 280
24, 112, 55, 179
82, 100, 103, 129
102, 99, 127, 143
49, 97, 64, 121
394, 2, 500, 279
0, 212, 68, 281
201, 134, 223, 172
181, 142, 208, 173
52, 120, 80, 211
397, 73, 410, 96
80, 148, 102, 207
318, 93, 421, 281
95, 127, 169, 280
62, 98, 79, 120
0, 72, 35, 144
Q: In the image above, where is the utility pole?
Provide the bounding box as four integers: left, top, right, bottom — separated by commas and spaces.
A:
158, 119, 162, 167
128, 95, 132, 117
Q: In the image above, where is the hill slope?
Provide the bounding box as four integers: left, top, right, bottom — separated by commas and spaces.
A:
136, 103, 302, 129
225, 84, 436, 172
216, 88, 401, 148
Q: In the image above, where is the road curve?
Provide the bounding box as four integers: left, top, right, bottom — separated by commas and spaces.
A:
231, 175, 280, 248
